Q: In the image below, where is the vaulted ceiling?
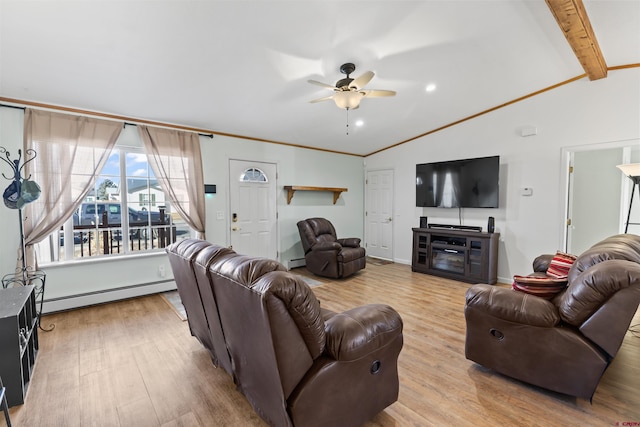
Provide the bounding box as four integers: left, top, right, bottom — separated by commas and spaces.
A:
0, 1, 638, 156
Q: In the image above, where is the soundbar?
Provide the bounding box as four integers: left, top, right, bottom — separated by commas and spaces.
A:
427, 223, 482, 232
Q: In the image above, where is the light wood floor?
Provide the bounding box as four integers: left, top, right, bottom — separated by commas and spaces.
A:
6, 261, 640, 427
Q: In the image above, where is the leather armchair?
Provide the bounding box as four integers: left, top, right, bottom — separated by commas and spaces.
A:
297, 217, 366, 278
464, 234, 640, 400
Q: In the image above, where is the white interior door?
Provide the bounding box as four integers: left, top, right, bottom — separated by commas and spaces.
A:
566, 148, 624, 255
565, 153, 575, 251
366, 169, 394, 260
229, 160, 278, 259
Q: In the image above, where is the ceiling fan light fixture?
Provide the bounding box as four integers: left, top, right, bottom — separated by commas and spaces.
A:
307, 63, 395, 114
333, 91, 364, 110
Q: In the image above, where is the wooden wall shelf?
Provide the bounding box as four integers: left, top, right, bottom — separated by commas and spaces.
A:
284, 186, 348, 205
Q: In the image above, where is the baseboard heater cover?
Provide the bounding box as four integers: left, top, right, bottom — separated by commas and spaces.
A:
42, 279, 177, 314
288, 258, 306, 270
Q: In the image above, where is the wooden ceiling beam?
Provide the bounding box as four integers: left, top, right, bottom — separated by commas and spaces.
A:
545, 0, 608, 80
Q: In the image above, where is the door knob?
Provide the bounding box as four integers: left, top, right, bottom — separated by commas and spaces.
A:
387, 217, 393, 222
232, 226, 241, 231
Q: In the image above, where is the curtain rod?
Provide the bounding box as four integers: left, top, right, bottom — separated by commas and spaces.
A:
0, 97, 361, 157
0, 103, 26, 111
0, 104, 213, 138
124, 122, 213, 139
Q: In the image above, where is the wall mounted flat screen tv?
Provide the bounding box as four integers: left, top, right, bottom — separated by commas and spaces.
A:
416, 155, 499, 208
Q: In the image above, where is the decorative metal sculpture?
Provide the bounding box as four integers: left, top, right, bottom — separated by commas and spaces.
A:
0, 146, 53, 331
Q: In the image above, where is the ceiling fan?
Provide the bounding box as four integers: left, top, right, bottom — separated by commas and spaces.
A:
308, 63, 396, 110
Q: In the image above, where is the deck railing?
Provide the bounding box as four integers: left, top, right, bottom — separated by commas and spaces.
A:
64, 208, 176, 257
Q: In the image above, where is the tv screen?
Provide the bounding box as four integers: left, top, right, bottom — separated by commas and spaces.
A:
416, 156, 499, 208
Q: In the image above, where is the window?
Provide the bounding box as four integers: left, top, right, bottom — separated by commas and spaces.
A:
35, 135, 194, 263
139, 193, 156, 207
240, 168, 268, 182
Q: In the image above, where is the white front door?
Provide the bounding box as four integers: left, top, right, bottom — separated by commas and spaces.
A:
229, 160, 278, 259
366, 169, 394, 260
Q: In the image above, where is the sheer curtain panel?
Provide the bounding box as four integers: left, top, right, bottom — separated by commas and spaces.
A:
137, 125, 205, 239
23, 109, 123, 267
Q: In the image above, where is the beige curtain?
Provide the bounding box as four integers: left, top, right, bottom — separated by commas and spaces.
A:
23, 109, 123, 267
137, 125, 205, 239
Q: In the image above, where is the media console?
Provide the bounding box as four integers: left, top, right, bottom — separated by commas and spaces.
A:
412, 227, 499, 284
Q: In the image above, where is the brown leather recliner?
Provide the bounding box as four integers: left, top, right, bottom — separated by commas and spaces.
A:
166, 240, 403, 427
464, 234, 640, 400
297, 217, 366, 278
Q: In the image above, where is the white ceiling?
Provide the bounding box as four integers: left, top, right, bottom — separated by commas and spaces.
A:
1, 1, 638, 156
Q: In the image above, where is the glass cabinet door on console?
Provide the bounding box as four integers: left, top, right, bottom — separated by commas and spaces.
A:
414, 233, 429, 268
467, 239, 485, 280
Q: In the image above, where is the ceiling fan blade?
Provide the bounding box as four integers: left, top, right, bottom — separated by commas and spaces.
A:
362, 89, 396, 98
309, 95, 335, 103
349, 71, 374, 90
308, 79, 338, 90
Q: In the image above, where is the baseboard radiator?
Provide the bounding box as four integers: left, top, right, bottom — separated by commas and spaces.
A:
287, 258, 306, 270
41, 279, 177, 314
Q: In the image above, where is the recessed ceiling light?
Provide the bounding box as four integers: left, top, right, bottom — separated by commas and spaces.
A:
355, 120, 364, 127
426, 83, 436, 92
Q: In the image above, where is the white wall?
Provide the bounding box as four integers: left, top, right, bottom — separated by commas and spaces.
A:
0, 107, 364, 311
365, 68, 640, 282
199, 134, 365, 265
0, 107, 25, 278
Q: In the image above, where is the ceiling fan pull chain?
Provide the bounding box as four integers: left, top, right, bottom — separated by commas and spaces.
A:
346, 108, 350, 135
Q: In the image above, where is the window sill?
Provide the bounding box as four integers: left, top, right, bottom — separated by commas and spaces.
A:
38, 250, 168, 270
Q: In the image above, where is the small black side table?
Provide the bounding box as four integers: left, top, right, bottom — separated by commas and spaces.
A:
0, 286, 38, 407
2, 270, 52, 331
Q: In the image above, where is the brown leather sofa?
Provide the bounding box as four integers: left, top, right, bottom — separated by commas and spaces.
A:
464, 234, 640, 400
297, 217, 366, 278
165, 239, 215, 357
166, 239, 403, 427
